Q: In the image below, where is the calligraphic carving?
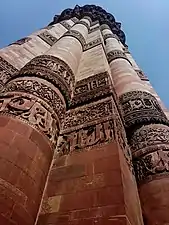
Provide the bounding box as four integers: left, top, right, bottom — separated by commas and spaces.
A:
4, 78, 66, 122
0, 56, 18, 87
0, 94, 59, 148
63, 97, 114, 132
119, 91, 169, 132
133, 149, 169, 183
57, 119, 115, 155
84, 38, 102, 51
107, 50, 131, 64
18, 55, 75, 102
130, 124, 169, 157
71, 72, 113, 107
38, 31, 57, 46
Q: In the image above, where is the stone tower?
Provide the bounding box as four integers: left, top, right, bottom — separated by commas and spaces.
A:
0, 4, 169, 225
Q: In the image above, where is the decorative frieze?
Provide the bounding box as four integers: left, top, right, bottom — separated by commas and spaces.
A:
4, 78, 66, 122
9, 37, 31, 46
63, 97, 114, 133
84, 38, 102, 51
103, 33, 119, 41
107, 50, 131, 64
135, 69, 149, 81
38, 31, 58, 46
0, 93, 60, 148
133, 149, 169, 183
70, 72, 113, 107
63, 30, 86, 49
57, 119, 115, 155
0, 56, 18, 89
60, 21, 72, 30
119, 91, 169, 131
18, 55, 75, 102
57, 96, 131, 166
130, 124, 169, 157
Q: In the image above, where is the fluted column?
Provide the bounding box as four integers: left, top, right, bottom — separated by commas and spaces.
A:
102, 24, 169, 224
0, 18, 77, 91
0, 17, 90, 225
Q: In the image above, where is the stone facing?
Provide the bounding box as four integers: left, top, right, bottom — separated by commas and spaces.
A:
0, 4, 169, 225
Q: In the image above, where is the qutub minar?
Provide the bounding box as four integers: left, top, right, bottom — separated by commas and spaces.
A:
0, 4, 169, 225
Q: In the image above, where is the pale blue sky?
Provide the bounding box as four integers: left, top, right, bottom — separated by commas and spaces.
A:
0, 0, 169, 107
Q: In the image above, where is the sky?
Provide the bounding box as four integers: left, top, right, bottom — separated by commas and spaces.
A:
0, 0, 169, 107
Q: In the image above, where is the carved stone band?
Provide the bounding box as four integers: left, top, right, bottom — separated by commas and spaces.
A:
84, 38, 102, 51
119, 91, 169, 132
130, 124, 169, 158
103, 33, 119, 41
70, 72, 113, 107
76, 20, 90, 31
63, 30, 86, 49
60, 21, 72, 30
62, 97, 115, 133
4, 78, 66, 123
0, 93, 60, 149
57, 119, 115, 155
9, 37, 31, 46
38, 31, 58, 46
0, 56, 18, 86
107, 50, 131, 64
133, 149, 169, 183
17, 55, 75, 103
135, 69, 149, 81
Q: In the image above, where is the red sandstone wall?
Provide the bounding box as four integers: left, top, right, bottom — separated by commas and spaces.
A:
0, 116, 52, 225
37, 142, 143, 225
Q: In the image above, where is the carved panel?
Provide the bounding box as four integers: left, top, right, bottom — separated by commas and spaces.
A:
0, 93, 59, 148
63, 30, 86, 49
38, 31, 57, 46
84, 38, 102, 51
60, 21, 72, 30
0, 56, 18, 88
70, 72, 113, 107
130, 124, 169, 158
119, 91, 169, 131
18, 55, 75, 102
57, 119, 115, 155
103, 33, 119, 41
63, 97, 114, 133
107, 50, 131, 64
133, 149, 169, 183
9, 37, 31, 46
135, 69, 149, 81
4, 79, 66, 122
